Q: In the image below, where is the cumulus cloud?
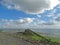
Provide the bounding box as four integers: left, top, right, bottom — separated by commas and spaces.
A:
1, 0, 60, 14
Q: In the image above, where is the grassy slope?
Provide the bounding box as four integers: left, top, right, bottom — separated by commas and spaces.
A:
0, 30, 2, 32
47, 37, 60, 43
11, 29, 56, 43
13, 30, 47, 41
37, 32, 60, 43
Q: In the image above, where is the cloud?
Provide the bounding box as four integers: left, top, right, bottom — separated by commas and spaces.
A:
17, 18, 35, 24
37, 15, 41, 18
55, 17, 60, 21
1, 17, 60, 29
38, 20, 46, 24
1, 18, 35, 24
0, 18, 35, 28
43, 22, 54, 25
1, 0, 60, 14
0, 3, 60, 29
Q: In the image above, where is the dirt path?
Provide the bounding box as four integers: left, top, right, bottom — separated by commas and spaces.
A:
0, 32, 33, 45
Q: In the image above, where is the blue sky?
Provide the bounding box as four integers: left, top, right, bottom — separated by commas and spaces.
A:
0, 5, 38, 20
0, 0, 60, 29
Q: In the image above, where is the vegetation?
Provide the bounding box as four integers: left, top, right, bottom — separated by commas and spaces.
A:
0, 29, 60, 45
12, 29, 60, 45
0, 30, 3, 32
48, 37, 60, 43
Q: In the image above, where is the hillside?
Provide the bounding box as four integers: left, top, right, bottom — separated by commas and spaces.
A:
0, 29, 60, 45
11, 29, 60, 45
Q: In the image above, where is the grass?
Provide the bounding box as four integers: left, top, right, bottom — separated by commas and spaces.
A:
38, 32, 60, 43
44, 36, 60, 43
29, 33, 60, 43
0, 30, 2, 32
49, 37, 60, 43
31, 34, 42, 40
0, 29, 60, 45
10, 29, 60, 43
9, 29, 60, 44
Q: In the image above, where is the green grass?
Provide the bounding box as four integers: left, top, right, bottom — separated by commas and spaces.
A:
10, 30, 60, 44
30, 33, 60, 43
44, 36, 60, 43
13, 32, 43, 41
49, 37, 60, 43
0, 30, 3, 32
31, 35, 42, 40
31, 34, 60, 43
23, 32, 44, 41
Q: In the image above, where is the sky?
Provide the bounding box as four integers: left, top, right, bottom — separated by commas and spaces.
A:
0, 0, 60, 29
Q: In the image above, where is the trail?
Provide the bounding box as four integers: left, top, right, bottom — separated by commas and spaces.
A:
0, 32, 33, 45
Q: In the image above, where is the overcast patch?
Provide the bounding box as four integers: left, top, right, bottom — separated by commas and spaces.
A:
1, 0, 60, 14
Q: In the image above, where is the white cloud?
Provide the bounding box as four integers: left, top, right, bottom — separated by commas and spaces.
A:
38, 20, 46, 24
37, 15, 41, 18
1, 17, 60, 29
17, 18, 35, 24
46, 14, 54, 17
1, 0, 60, 14
41, 18, 60, 29
43, 22, 60, 29
55, 17, 60, 21
0, 4, 60, 29
0, 18, 35, 28
49, 0, 59, 9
